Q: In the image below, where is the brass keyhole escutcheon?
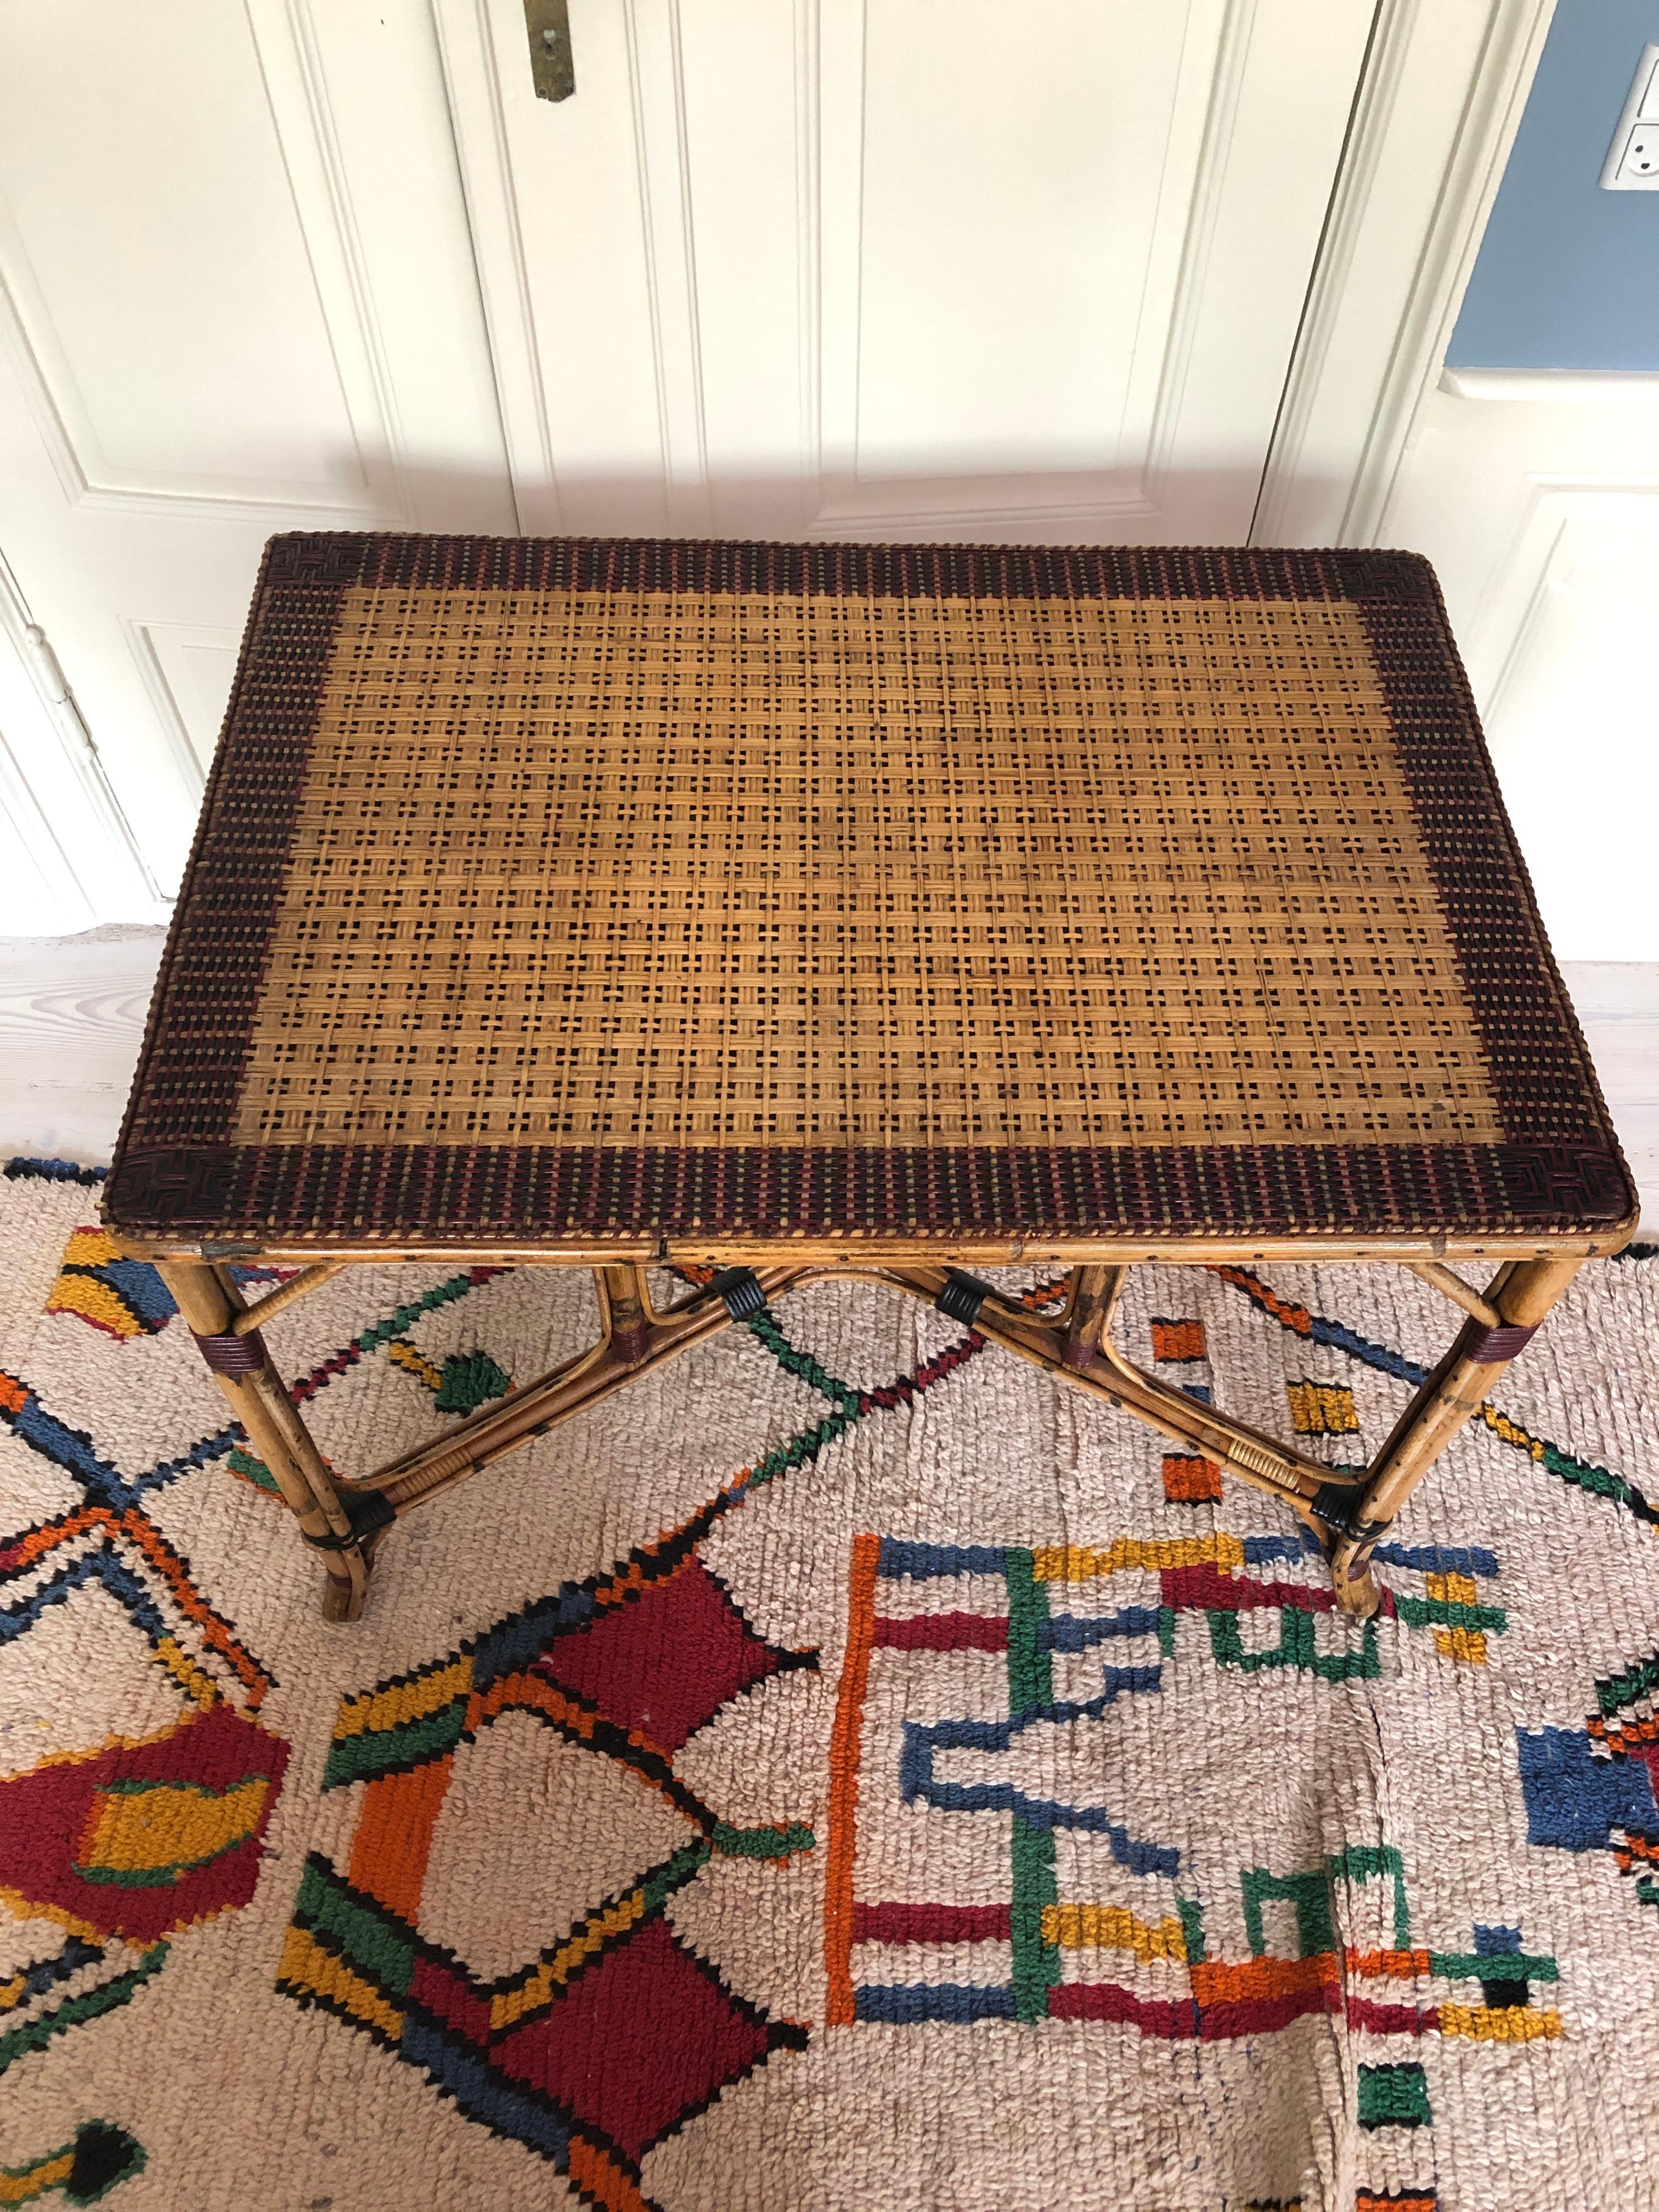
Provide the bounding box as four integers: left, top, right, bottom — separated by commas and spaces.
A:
524, 0, 575, 102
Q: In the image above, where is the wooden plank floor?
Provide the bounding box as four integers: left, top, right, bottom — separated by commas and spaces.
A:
0, 929, 170, 1168
2, 928, 1655, 1235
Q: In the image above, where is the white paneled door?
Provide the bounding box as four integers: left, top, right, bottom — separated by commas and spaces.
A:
0, 0, 1379, 926
439, 0, 1373, 543
0, 0, 515, 928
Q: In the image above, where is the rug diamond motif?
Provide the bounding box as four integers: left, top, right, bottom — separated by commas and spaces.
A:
537, 1559, 791, 1752
494, 1913, 775, 2163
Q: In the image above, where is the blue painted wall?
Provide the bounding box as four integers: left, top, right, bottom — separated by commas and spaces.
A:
1447, 0, 1659, 371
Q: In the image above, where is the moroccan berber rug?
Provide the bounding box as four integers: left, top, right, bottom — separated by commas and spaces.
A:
2, 1156, 1657, 2211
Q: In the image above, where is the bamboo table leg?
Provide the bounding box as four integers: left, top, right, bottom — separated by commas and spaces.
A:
1317, 1255, 1583, 1616
881, 1256, 1589, 1621
595, 1263, 652, 1365
158, 1257, 380, 1622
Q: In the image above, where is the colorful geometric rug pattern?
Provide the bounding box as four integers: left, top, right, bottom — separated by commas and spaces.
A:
2, 1159, 1656, 2208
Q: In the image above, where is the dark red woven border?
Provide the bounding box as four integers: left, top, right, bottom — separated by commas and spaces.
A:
110, 547, 343, 1167
257, 531, 1393, 602
105, 532, 1636, 1245
1347, 572, 1605, 1160
108, 1137, 1632, 1243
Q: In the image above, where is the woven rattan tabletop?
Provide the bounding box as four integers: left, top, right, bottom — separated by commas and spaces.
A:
104, 534, 1634, 1257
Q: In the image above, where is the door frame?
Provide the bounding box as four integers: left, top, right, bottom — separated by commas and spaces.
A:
1252, 0, 1558, 548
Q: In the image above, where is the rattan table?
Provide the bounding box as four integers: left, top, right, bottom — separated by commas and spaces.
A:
104, 534, 1636, 1622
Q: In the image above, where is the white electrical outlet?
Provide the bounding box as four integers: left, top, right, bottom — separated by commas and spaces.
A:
1601, 42, 1659, 189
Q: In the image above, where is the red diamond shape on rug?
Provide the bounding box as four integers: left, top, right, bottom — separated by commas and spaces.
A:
535, 1558, 786, 1751
494, 1913, 771, 2162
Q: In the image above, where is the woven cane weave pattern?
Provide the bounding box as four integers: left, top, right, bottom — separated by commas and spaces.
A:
233, 586, 1499, 1153
8, 1161, 1659, 2206
105, 535, 1633, 1243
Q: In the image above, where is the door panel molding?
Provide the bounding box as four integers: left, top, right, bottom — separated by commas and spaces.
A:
242, 0, 412, 522
1477, 479, 1659, 744
810, 0, 858, 527
1385, 369, 1659, 960
439, 0, 1579, 559
1471, 477, 1659, 960
812, 0, 1269, 538
0, 554, 162, 920
434, 0, 563, 532
1464, 474, 1659, 715
120, 621, 244, 797
811, 0, 1180, 535
0, 630, 99, 936
1138, 0, 1258, 504
623, 0, 712, 535
0, 0, 411, 523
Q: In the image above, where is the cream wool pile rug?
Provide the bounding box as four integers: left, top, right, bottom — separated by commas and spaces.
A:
2, 1158, 1657, 2211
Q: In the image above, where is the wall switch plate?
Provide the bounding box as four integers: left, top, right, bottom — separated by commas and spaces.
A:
1601, 42, 1659, 188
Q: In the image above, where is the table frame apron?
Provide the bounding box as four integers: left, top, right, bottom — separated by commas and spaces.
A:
153, 1251, 1582, 1625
